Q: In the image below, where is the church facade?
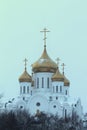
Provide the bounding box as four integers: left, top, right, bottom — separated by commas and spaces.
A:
3, 28, 83, 118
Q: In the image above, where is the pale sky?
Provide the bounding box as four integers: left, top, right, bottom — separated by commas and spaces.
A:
0, 0, 87, 113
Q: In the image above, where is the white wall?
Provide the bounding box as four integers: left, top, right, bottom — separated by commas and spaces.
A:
19, 82, 31, 95
33, 72, 53, 91
52, 81, 64, 94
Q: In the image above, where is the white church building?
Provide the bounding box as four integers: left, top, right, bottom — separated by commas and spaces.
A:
2, 28, 83, 118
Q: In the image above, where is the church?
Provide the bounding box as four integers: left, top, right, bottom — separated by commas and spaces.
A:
2, 28, 83, 118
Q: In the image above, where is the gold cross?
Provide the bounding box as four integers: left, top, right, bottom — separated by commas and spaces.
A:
56, 57, 60, 66
24, 58, 28, 71
40, 28, 50, 47
61, 63, 66, 75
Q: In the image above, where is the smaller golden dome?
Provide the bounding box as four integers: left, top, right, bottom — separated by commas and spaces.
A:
63, 75, 70, 86
61, 63, 70, 86
51, 67, 64, 82
19, 70, 32, 82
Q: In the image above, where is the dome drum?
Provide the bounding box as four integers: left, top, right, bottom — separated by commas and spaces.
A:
32, 67, 57, 73
19, 78, 31, 83
52, 77, 64, 82
64, 82, 70, 86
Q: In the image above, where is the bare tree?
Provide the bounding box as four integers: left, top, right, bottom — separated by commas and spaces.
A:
0, 109, 83, 130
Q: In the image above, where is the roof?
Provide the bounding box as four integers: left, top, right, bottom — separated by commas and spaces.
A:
32, 47, 57, 73
51, 67, 64, 81
19, 70, 32, 82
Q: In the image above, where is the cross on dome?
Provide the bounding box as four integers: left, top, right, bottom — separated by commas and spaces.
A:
40, 28, 50, 48
24, 58, 28, 71
61, 63, 66, 75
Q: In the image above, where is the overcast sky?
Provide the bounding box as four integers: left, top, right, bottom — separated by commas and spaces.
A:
0, 0, 87, 113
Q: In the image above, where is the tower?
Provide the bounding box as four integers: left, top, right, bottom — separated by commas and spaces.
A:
19, 58, 32, 96
61, 63, 70, 96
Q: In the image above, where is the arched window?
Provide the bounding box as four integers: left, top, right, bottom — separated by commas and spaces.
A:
47, 77, 49, 88
31, 90, 32, 95
23, 86, 26, 94
60, 86, 62, 92
20, 86, 22, 94
49, 96, 52, 101
20, 106, 23, 109
65, 90, 67, 95
23, 97, 25, 100
27, 86, 29, 93
37, 78, 39, 88
53, 86, 54, 93
35, 79, 36, 87
42, 77, 44, 88
56, 97, 58, 100
56, 86, 58, 93
65, 109, 67, 119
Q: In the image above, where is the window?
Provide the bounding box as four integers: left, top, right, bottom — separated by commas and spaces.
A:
20, 86, 22, 94
49, 96, 52, 101
36, 102, 40, 106
23, 86, 26, 94
47, 77, 49, 88
65, 90, 67, 95
42, 77, 44, 88
20, 106, 23, 109
31, 91, 32, 95
56, 86, 58, 93
75, 104, 76, 107
56, 97, 58, 100
37, 78, 39, 88
27, 86, 29, 93
53, 86, 54, 93
35, 79, 36, 87
53, 105, 56, 108
65, 109, 67, 119
60, 86, 62, 92
23, 97, 25, 100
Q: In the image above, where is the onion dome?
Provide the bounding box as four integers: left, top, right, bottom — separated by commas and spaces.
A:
51, 67, 64, 82
61, 63, 70, 86
19, 58, 32, 82
32, 46, 57, 73
19, 70, 32, 82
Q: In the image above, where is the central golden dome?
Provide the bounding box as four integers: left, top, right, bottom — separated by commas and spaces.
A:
32, 46, 57, 73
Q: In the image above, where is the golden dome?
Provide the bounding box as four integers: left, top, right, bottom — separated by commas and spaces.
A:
32, 47, 57, 73
61, 63, 70, 86
19, 70, 32, 82
63, 75, 70, 86
51, 67, 64, 81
